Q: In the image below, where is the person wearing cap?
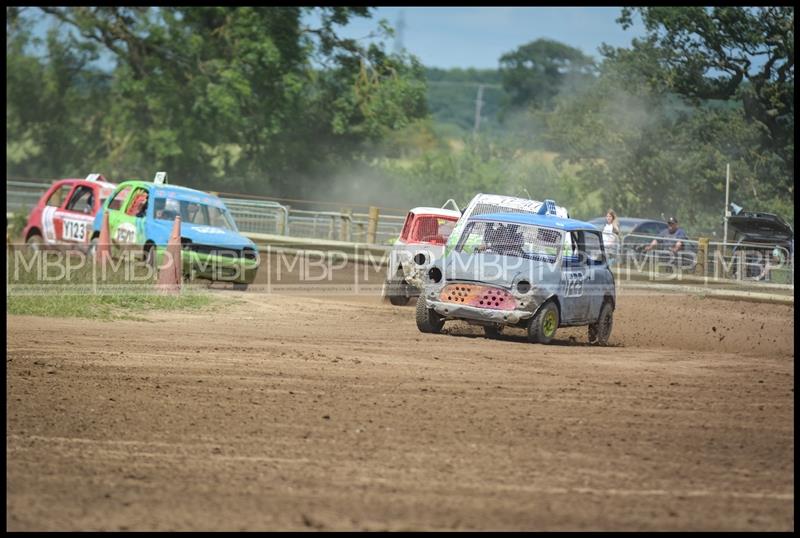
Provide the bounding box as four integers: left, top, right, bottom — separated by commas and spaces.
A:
643, 216, 688, 255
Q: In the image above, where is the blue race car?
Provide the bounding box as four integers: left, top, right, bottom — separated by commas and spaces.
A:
91, 175, 259, 288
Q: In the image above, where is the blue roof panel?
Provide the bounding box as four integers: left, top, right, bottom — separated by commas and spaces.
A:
470, 212, 599, 232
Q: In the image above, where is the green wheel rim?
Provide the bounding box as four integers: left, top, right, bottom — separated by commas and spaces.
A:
542, 310, 557, 337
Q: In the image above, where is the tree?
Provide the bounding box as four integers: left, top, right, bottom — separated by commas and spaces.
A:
499, 38, 596, 109
9, 7, 428, 196
607, 7, 794, 179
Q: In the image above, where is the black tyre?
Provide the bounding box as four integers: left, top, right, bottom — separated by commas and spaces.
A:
143, 243, 156, 269
26, 233, 43, 252
383, 278, 411, 306
527, 301, 559, 344
233, 282, 249, 291
389, 295, 410, 306
415, 294, 444, 334
483, 325, 503, 339
588, 301, 614, 346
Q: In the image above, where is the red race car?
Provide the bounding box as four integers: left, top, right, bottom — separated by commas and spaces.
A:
22, 174, 117, 250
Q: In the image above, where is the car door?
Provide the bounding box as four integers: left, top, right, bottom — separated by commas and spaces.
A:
115, 187, 149, 251
59, 184, 96, 245
560, 230, 589, 323
104, 186, 133, 251
40, 181, 74, 244
581, 230, 608, 322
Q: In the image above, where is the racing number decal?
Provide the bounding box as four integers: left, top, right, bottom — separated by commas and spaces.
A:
62, 219, 87, 242
116, 222, 137, 244
564, 271, 585, 297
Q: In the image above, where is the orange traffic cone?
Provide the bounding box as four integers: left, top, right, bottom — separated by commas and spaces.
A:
156, 216, 182, 294
94, 211, 112, 265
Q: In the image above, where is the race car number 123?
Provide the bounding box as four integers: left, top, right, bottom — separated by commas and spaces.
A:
62, 219, 87, 242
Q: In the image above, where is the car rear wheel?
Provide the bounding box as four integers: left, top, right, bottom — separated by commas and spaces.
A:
26, 233, 43, 252
143, 243, 156, 270
528, 302, 559, 344
415, 294, 444, 334
588, 301, 614, 345
383, 278, 412, 306
233, 282, 249, 291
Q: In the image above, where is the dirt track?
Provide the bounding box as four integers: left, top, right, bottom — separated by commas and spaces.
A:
6, 283, 795, 530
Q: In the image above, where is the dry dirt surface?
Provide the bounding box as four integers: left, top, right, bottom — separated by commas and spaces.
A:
6, 285, 794, 531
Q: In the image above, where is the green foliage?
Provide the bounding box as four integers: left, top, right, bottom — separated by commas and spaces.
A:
544, 7, 793, 233
424, 67, 506, 134
499, 38, 596, 109
7, 7, 428, 195
610, 7, 794, 185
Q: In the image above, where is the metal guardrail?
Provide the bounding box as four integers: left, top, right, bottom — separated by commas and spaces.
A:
216, 196, 406, 244
619, 233, 794, 286
6, 181, 51, 214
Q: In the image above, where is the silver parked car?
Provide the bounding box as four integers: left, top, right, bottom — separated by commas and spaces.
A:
416, 210, 616, 345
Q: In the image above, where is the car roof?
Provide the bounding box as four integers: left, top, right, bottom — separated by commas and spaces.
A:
115, 180, 225, 207
409, 207, 461, 219
470, 212, 599, 232
58, 178, 117, 191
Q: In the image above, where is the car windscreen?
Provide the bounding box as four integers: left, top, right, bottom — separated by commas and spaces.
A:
153, 198, 236, 230
455, 220, 563, 262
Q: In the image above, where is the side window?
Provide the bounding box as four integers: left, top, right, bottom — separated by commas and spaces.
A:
125, 188, 149, 217
107, 187, 132, 211
65, 186, 95, 214
583, 231, 605, 265
45, 183, 72, 208
562, 231, 578, 258
208, 206, 230, 229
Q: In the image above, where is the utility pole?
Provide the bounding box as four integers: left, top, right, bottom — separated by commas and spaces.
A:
393, 10, 405, 54
473, 84, 485, 137
723, 163, 731, 245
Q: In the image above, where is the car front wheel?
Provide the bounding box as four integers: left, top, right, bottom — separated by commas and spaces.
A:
415, 294, 444, 334
528, 302, 559, 344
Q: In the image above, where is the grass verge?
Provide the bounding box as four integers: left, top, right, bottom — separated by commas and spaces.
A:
7, 291, 215, 320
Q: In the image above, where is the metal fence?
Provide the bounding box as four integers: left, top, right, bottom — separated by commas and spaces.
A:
6, 181, 51, 214
618, 233, 794, 285
6, 181, 792, 284
220, 197, 406, 244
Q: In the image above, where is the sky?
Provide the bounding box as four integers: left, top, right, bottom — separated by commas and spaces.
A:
29, 7, 645, 71
303, 7, 646, 69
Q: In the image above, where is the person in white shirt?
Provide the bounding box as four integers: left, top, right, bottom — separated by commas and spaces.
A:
602, 209, 621, 266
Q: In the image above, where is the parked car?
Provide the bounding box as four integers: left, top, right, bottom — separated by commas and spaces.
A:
22, 174, 117, 251
91, 174, 259, 288
383, 201, 461, 305
727, 210, 794, 280
588, 216, 669, 253
416, 205, 616, 345
589, 215, 699, 269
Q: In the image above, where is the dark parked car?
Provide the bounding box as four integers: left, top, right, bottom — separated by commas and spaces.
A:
728, 211, 794, 280
589, 216, 698, 270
